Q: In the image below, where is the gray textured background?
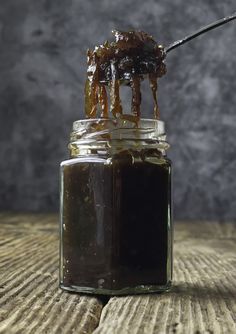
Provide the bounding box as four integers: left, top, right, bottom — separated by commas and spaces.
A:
0, 0, 236, 220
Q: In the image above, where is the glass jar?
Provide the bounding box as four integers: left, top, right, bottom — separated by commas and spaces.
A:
60, 118, 172, 295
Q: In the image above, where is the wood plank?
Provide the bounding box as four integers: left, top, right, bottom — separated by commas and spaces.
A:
0, 213, 103, 334
175, 221, 236, 240
94, 223, 236, 334
1, 215, 235, 333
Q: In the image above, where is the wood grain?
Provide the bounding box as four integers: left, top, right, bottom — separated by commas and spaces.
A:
95, 222, 236, 334
0, 214, 235, 334
0, 213, 103, 334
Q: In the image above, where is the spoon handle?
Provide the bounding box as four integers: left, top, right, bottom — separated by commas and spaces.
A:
165, 12, 236, 53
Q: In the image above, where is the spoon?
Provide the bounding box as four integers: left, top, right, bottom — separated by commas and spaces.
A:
165, 12, 236, 53
98, 12, 236, 84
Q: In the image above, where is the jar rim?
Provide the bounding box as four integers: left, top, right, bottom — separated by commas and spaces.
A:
72, 118, 166, 139
69, 118, 169, 155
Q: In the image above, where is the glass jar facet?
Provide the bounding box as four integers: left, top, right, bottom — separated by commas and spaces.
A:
60, 119, 173, 295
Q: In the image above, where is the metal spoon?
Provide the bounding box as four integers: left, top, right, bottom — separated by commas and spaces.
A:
99, 12, 236, 84
165, 12, 236, 53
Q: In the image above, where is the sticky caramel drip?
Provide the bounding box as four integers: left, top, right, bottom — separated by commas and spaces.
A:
110, 62, 122, 117
130, 77, 141, 118
85, 79, 98, 118
149, 73, 160, 119
85, 51, 99, 118
110, 79, 122, 117
98, 85, 108, 118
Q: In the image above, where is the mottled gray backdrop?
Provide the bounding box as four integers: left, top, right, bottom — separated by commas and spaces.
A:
0, 0, 236, 220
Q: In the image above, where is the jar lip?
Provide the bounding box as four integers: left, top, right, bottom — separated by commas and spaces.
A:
69, 118, 169, 154
72, 118, 165, 136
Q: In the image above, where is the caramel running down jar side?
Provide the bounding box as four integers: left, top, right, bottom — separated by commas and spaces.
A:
60, 118, 173, 295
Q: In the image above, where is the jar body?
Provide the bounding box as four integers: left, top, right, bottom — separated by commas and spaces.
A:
60, 144, 172, 295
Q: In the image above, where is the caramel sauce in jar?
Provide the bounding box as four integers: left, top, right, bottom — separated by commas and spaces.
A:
60, 119, 172, 295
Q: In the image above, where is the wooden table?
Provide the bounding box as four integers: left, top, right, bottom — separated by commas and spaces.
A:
0, 214, 235, 334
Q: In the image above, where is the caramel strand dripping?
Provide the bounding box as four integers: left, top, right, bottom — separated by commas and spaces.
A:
130, 76, 141, 119
98, 85, 108, 118
149, 73, 160, 119
85, 50, 99, 118
110, 61, 123, 118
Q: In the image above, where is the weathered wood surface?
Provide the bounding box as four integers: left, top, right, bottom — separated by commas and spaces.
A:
0, 213, 103, 334
95, 222, 236, 334
0, 214, 236, 334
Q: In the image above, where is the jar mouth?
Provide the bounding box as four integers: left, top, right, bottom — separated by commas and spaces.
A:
71, 118, 166, 141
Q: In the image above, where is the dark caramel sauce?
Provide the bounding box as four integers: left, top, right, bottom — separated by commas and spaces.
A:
85, 30, 166, 122
62, 150, 171, 290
